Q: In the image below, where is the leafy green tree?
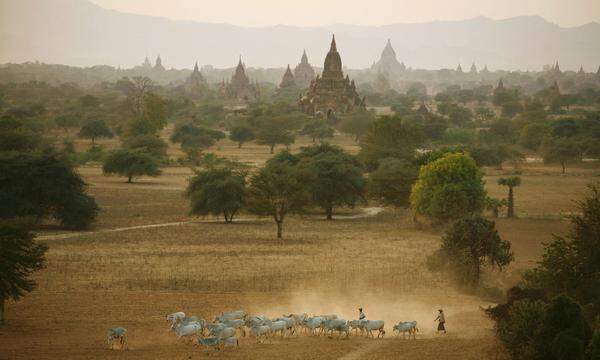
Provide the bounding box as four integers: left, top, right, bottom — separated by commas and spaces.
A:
126, 93, 168, 137
124, 134, 168, 161
519, 122, 551, 150
485, 196, 507, 218
300, 119, 334, 143
0, 117, 42, 152
360, 115, 424, 171
297, 145, 365, 220
368, 158, 417, 207
0, 220, 48, 324
186, 165, 246, 223
247, 161, 310, 238
54, 113, 80, 134
171, 123, 225, 163
552, 118, 579, 138
541, 137, 583, 174
254, 116, 296, 154
339, 109, 376, 142
229, 125, 255, 148
78, 119, 113, 144
102, 149, 161, 183
523, 184, 600, 315
448, 105, 473, 126
438, 216, 513, 285
410, 153, 486, 225
498, 177, 521, 218
0, 153, 98, 229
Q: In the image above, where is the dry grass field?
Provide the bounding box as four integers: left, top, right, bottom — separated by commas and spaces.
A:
1, 132, 598, 359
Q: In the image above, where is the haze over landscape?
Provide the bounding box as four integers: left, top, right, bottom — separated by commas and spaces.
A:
1, 0, 600, 70
1, 1, 600, 359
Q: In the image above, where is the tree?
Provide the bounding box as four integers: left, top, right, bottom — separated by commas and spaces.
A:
360, 115, 424, 171
186, 165, 246, 223
541, 137, 583, 174
0, 220, 48, 324
523, 184, 600, 314
0, 153, 98, 229
485, 196, 507, 218
368, 158, 417, 207
247, 161, 309, 238
102, 149, 161, 183
498, 176, 521, 218
229, 125, 255, 148
339, 109, 375, 142
78, 119, 113, 144
300, 119, 334, 143
297, 145, 366, 220
410, 153, 486, 225
171, 123, 225, 163
254, 116, 296, 154
124, 134, 168, 161
519, 123, 551, 150
438, 217, 513, 285
125, 93, 168, 137
54, 113, 80, 134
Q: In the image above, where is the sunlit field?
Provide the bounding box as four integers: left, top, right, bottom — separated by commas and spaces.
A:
1, 131, 597, 359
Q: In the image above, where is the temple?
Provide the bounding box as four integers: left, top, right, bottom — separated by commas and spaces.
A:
470, 63, 478, 74
221, 58, 259, 101
185, 62, 207, 91
154, 55, 165, 71
371, 39, 405, 75
299, 35, 365, 116
293, 50, 315, 88
279, 65, 296, 88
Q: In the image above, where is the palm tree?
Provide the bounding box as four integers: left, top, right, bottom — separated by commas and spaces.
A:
498, 177, 521, 218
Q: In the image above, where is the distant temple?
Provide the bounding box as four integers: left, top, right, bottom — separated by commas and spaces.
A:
293, 50, 315, 88
300, 35, 365, 116
279, 65, 296, 88
221, 58, 259, 101
371, 39, 405, 75
578, 65, 585, 75
456, 64, 463, 73
154, 55, 165, 71
470, 63, 478, 74
142, 56, 152, 69
185, 62, 207, 91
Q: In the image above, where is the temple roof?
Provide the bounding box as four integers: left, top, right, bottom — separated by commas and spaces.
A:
323, 35, 343, 78
280, 64, 296, 88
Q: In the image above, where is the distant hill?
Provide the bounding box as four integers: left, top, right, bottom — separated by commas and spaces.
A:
1, 0, 599, 71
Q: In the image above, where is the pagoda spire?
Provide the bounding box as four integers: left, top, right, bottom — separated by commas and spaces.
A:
301, 49, 308, 64
578, 65, 585, 75
330, 34, 337, 52
193, 61, 199, 72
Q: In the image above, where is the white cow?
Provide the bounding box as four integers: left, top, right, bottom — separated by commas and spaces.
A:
250, 325, 271, 343
393, 321, 418, 339
175, 322, 202, 342
363, 320, 385, 338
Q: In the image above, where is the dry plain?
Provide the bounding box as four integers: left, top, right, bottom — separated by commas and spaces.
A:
0, 133, 597, 359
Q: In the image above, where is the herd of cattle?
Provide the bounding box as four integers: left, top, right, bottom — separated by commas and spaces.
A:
106, 310, 420, 351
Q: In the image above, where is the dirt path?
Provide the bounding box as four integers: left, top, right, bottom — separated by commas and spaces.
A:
338, 341, 381, 360
37, 207, 385, 241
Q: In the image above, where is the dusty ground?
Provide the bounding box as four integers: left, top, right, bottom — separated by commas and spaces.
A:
1, 133, 598, 359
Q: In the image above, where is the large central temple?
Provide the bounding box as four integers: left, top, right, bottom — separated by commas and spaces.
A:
300, 36, 365, 116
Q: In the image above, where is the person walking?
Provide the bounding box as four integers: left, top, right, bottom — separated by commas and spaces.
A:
435, 309, 446, 334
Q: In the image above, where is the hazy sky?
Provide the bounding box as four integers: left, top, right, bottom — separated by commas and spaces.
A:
90, 0, 600, 27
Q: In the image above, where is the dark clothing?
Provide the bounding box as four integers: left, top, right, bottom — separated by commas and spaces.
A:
437, 321, 446, 331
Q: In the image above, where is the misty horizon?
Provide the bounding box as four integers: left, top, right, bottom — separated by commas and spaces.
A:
1, 0, 600, 71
